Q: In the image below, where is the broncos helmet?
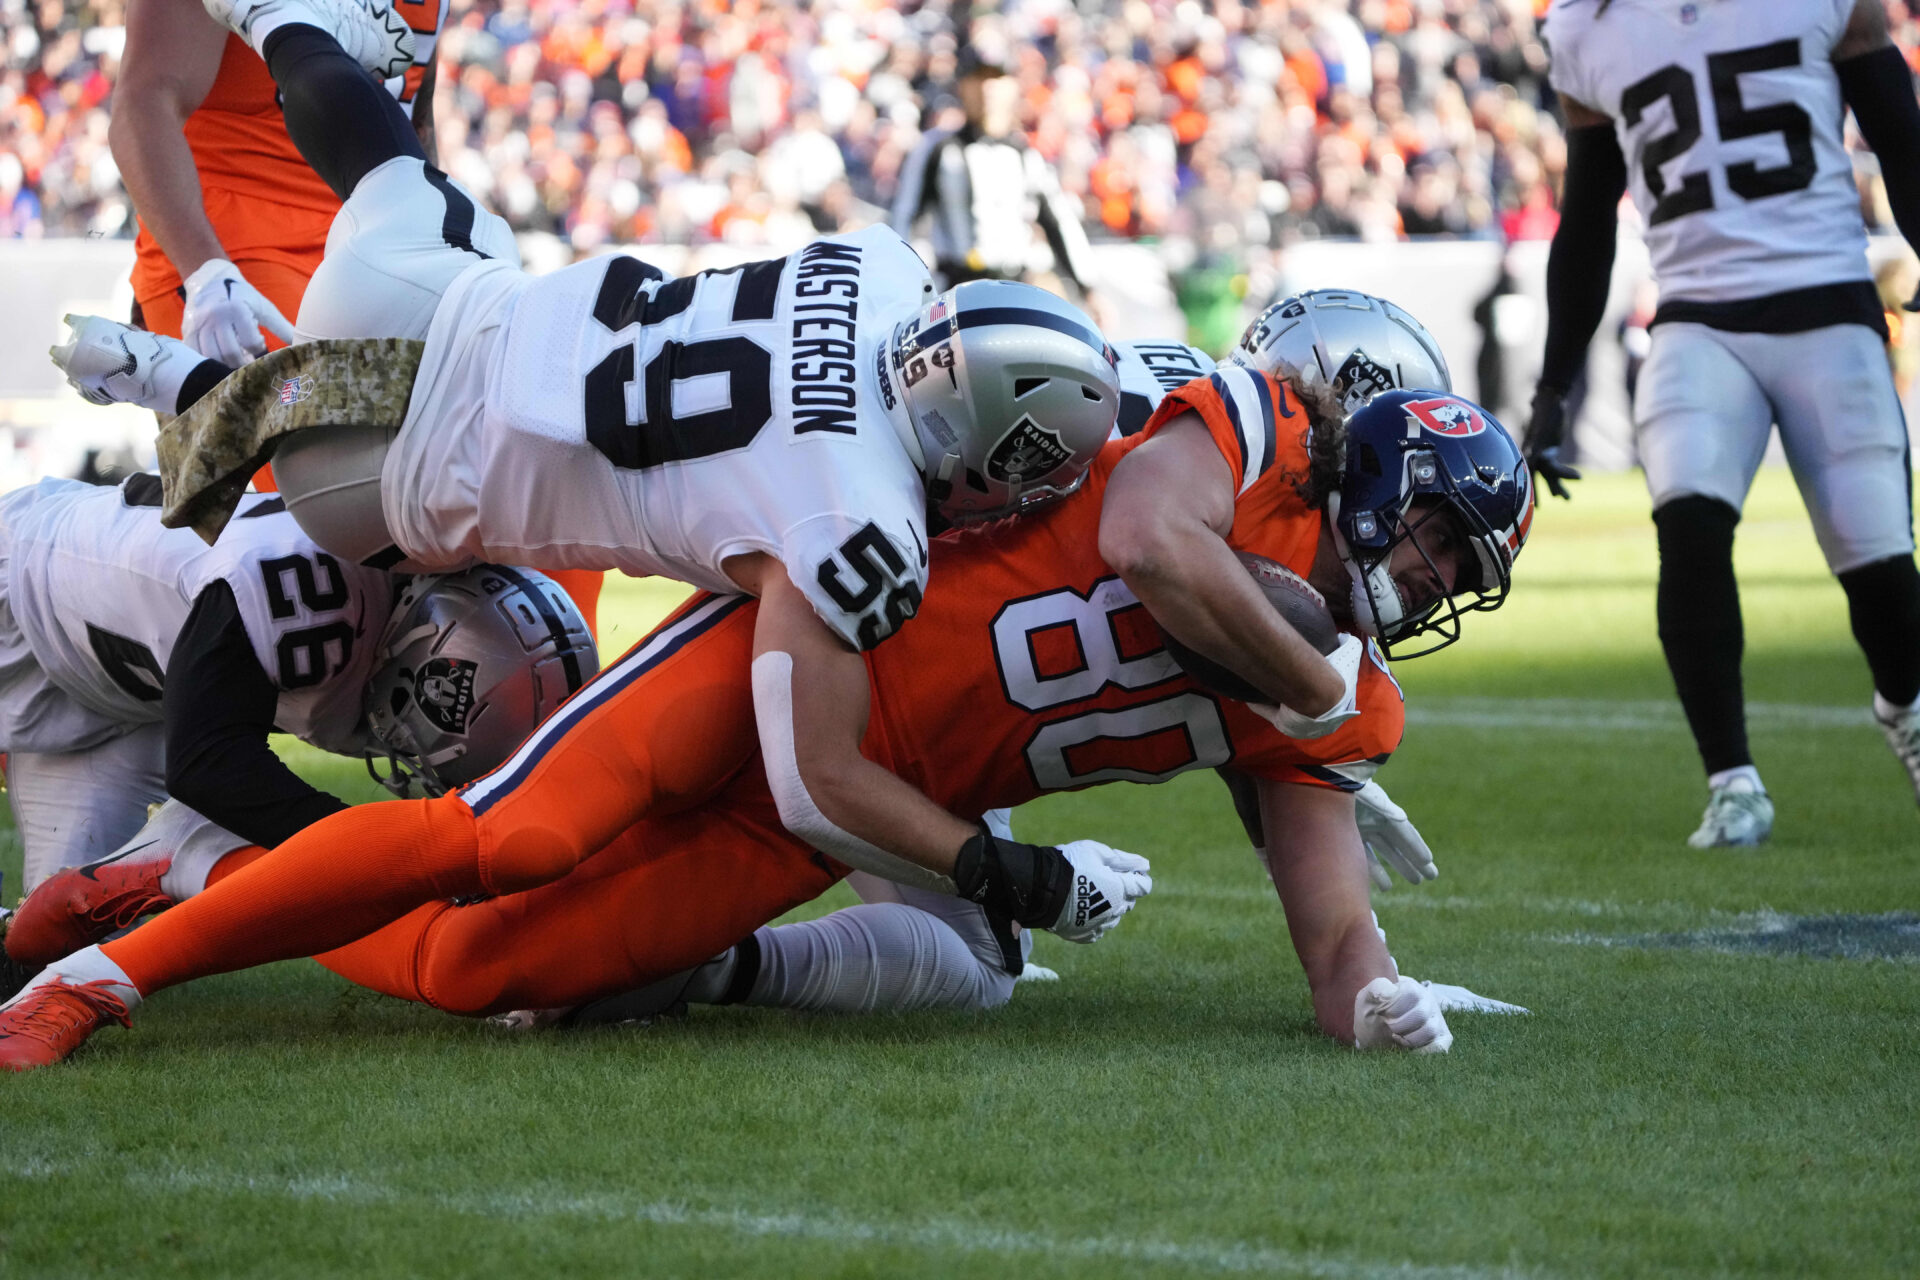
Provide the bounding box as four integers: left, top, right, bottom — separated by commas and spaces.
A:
1231, 289, 1450, 416
364, 567, 597, 797
1328, 389, 1533, 659
883, 280, 1121, 524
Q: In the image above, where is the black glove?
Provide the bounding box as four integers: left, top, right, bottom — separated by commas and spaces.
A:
951, 828, 1072, 931
1523, 383, 1583, 501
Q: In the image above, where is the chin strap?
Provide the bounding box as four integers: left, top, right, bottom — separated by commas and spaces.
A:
1323, 501, 1393, 640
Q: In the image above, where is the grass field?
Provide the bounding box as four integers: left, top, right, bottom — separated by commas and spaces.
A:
2, 468, 1917, 1278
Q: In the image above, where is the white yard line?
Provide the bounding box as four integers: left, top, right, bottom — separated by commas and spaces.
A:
3, 1161, 1543, 1280
1407, 697, 1870, 733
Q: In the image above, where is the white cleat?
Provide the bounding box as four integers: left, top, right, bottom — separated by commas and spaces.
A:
1874, 697, 1920, 806
203, 0, 414, 79
50, 315, 205, 413
1686, 776, 1774, 849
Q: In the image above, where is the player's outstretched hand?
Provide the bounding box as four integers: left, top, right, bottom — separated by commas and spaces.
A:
1353, 975, 1453, 1053
1049, 840, 1153, 944
181, 259, 295, 368
1522, 384, 1582, 501
1354, 779, 1437, 889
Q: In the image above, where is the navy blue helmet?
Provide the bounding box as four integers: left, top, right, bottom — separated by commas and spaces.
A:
1328, 389, 1533, 658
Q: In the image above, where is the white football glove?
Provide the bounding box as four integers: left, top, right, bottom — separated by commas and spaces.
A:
1249, 632, 1365, 740
1352, 975, 1453, 1053
181, 258, 294, 368
50, 314, 203, 412
1354, 779, 1437, 889
1047, 840, 1152, 944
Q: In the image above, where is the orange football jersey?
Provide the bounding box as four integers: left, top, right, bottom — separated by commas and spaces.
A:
863, 363, 1404, 822
130, 3, 445, 310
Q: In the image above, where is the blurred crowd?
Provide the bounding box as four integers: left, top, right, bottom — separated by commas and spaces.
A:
7, 0, 1920, 255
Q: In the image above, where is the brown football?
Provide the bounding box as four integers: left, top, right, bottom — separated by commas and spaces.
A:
1158, 552, 1341, 702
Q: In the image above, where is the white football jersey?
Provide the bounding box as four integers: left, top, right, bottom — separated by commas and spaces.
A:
389, 224, 937, 649
1543, 0, 1869, 302
1111, 340, 1216, 438
0, 477, 391, 754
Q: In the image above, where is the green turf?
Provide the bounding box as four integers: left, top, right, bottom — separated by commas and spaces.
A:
3, 469, 1918, 1278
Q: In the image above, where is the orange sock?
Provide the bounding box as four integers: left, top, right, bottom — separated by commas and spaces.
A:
546, 568, 605, 640
104, 796, 484, 996
204, 844, 269, 889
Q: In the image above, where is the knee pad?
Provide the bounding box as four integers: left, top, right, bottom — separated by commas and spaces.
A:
482, 821, 581, 896
272, 423, 404, 568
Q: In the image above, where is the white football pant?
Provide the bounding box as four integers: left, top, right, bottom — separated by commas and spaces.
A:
7, 724, 168, 891
295, 156, 518, 344
1635, 321, 1914, 572
741, 872, 1025, 1014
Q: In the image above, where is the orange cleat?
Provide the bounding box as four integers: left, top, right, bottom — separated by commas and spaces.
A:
0, 975, 134, 1071
5, 854, 175, 968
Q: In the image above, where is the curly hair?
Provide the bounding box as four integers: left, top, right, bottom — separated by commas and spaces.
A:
1275, 376, 1348, 510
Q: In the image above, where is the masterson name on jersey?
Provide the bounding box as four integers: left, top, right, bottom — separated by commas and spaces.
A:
789, 240, 865, 436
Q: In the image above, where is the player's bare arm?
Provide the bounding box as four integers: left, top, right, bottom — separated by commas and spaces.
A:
739, 551, 1151, 939
1099, 411, 1345, 716
1524, 91, 1625, 501
109, 0, 230, 283
737, 552, 975, 877
1259, 777, 1449, 1051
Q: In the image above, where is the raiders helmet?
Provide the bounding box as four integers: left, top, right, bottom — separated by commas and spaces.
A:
1329, 389, 1532, 659
1231, 289, 1450, 417
365, 567, 597, 797
883, 280, 1121, 524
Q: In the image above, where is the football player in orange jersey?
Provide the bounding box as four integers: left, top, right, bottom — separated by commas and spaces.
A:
102, 0, 605, 634
0, 357, 1533, 1067
111, 0, 442, 369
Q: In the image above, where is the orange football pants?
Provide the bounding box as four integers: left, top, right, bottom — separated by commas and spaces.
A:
314, 779, 839, 1014
103, 594, 764, 996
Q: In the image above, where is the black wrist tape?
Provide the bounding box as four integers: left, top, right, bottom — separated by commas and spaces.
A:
951, 830, 1073, 929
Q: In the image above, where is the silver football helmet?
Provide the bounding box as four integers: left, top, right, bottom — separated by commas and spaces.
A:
1230, 289, 1451, 416
883, 280, 1121, 524
364, 566, 597, 797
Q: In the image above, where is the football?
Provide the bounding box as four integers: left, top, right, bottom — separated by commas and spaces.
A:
1158, 553, 1342, 702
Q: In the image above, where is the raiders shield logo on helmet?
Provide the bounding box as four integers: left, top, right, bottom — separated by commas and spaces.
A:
413, 657, 479, 733
1333, 351, 1395, 412
986, 415, 1072, 483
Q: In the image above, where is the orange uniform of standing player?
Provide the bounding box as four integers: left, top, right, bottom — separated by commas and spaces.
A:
118, 0, 442, 346
86, 367, 1405, 1015
108, 0, 603, 627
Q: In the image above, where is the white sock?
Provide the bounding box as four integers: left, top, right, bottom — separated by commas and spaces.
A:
1707, 765, 1764, 794
1873, 690, 1920, 723
742, 903, 1012, 1014
149, 803, 252, 901
18, 945, 143, 1009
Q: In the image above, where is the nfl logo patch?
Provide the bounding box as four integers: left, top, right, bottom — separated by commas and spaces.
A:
279, 375, 315, 405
